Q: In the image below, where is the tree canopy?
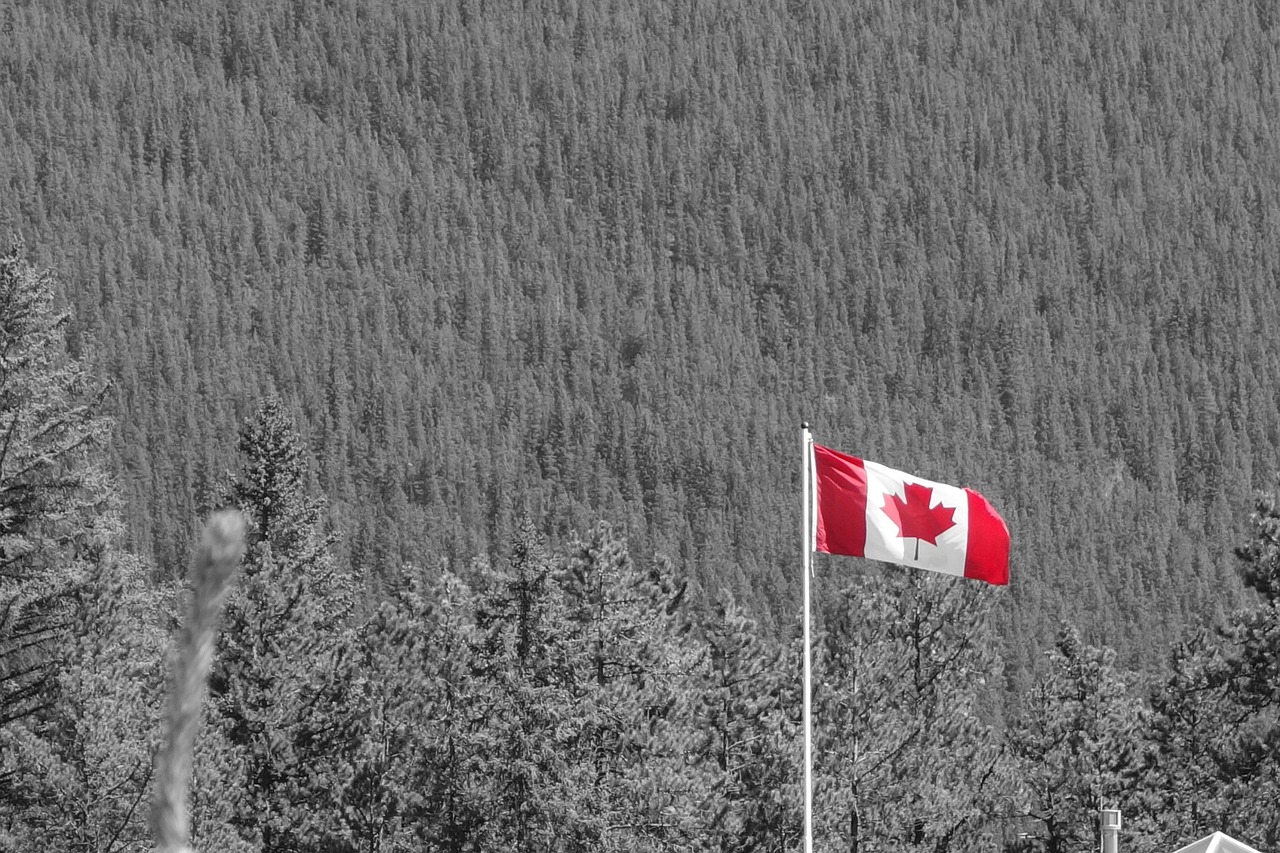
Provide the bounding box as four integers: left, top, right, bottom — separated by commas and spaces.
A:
5, 0, 1280, 681
5, 0, 1280, 848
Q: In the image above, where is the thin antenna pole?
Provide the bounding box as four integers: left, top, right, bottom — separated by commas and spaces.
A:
801, 423, 814, 853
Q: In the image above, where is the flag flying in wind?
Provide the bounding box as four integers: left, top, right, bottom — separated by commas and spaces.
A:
811, 443, 1009, 585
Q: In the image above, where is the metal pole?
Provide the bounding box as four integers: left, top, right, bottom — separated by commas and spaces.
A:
1100, 809, 1121, 853
802, 423, 814, 853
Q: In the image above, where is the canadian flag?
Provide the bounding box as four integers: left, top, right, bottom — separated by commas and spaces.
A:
811, 443, 1009, 586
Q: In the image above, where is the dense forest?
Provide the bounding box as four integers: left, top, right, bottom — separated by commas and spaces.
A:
5, 0, 1280, 848
6, 0, 1280, 676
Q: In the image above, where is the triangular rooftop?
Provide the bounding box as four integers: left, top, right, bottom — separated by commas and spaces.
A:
1171, 831, 1265, 853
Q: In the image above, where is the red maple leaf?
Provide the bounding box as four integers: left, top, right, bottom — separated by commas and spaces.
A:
881, 482, 956, 560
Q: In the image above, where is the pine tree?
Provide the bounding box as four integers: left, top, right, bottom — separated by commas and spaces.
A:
467, 522, 579, 852
0, 554, 165, 850
687, 591, 800, 853
206, 397, 352, 850
0, 240, 114, 731
1165, 482, 1280, 848
1005, 626, 1142, 853
323, 569, 487, 853
1132, 633, 1246, 849
1234, 483, 1280, 602
556, 527, 703, 852
1212, 601, 1280, 848
324, 585, 439, 852
395, 571, 487, 853
1122, 481, 1280, 850
815, 571, 1009, 853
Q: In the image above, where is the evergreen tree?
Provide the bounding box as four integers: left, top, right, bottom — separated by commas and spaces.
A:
1161, 482, 1280, 848
324, 569, 487, 853
1211, 599, 1280, 848
815, 571, 1009, 853
397, 571, 487, 853
687, 591, 800, 853
0, 240, 113, 730
207, 397, 352, 849
1124, 481, 1280, 850
556, 527, 703, 852
1132, 633, 1250, 849
1234, 483, 1280, 602
1005, 626, 1142, 853
324, 585, 439, 852
0, 554, 165, 850
467, 522, 579, 852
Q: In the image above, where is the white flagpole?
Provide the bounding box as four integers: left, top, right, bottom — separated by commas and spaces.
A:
801, 422, 814, 853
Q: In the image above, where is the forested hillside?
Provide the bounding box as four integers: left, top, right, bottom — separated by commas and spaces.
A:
5, 0, 1280, 687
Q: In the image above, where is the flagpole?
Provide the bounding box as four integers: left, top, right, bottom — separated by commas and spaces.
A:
801, 422, 813, 853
